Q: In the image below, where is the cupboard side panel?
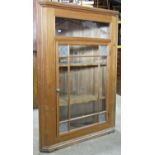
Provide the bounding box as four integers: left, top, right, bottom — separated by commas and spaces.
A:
46, 8, 57, 145
37, 6, 57, 149
36, 3, 46, 148
108, 16, 118, 126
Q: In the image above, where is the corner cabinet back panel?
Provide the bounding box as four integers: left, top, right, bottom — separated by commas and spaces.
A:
36, 1, 118, 152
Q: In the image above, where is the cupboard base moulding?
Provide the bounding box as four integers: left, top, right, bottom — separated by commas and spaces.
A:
40, 127, 115, 152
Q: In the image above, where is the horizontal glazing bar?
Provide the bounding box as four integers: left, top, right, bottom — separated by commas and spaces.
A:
59, 64, 107, 67
59, 111, 107, 124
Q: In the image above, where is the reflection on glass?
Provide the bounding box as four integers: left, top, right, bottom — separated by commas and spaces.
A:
99, 46, 108, 56
70, 67, 98, 118
101, 98, 106, 111
70, 45, 98, 56
58, 44, 108, 133
98, 57, 107, 65
56, 17, 110, 39
70, 57, 99, 65
59, 122, 68, 133
71, 101, 98, 119
59, 68, 68, 121
100, 66, 107, 97
70, 115, 98, 130
59, 57, 68, 65
59, 45, 68, 57
99, 113, 106, 123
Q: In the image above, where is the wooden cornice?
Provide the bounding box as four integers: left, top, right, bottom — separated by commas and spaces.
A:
39, 1, 118, 16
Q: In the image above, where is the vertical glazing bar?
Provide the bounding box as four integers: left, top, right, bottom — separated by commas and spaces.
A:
97, 46, 101, 122
105, 46, 109, 121
56, 42, 60, 136
67, 45, 71, 131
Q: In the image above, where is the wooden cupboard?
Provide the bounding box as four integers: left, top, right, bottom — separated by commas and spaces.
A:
36, 1, 118, 152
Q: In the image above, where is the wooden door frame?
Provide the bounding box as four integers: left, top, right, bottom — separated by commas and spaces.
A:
55, 39, 111, 136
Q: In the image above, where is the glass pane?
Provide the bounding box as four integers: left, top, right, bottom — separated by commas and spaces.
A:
57, 0, 80, 5
70, 67, 98, 118
59, 57, 68, 65
56, 17, 110, 39
100, 66, 107, 97
59, 45, 68, 57
71, 100, 98, 119
99, 56, 107, 65
58, 44, 108, 133
70, 115, 98, 130
70, 45, 98, 56
59, 122, 68, 133
99, 46, 108, 56
99, 65, 107, 113
70, 57, 99, 66
59, 67, 68, 121
101, 98, 106, 111
99, 113, 106, 123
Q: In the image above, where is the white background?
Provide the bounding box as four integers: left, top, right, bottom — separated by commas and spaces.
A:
0, 0, 155, 155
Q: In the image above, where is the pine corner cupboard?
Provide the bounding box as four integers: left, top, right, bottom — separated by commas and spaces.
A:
36, 1, 118, 152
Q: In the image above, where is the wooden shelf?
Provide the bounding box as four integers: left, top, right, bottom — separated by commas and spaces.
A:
60, 110, 106, 123
59, 63, 107, 67
59, 55, 107, 58
60, 95, 105, 106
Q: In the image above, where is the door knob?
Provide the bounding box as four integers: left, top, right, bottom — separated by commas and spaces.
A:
56, 88, 60, 93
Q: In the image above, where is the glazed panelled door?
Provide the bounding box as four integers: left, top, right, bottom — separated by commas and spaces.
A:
57, 43, 109, 135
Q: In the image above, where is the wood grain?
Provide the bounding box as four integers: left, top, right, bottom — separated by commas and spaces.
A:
36, 1, 118, 151
33, 52, 38, 108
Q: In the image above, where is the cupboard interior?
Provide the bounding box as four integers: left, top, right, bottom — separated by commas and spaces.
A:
58, 44, 108, 134
56, 17, 110, 39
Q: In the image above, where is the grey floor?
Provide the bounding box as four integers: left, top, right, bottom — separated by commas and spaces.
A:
33, 95, 121, 155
